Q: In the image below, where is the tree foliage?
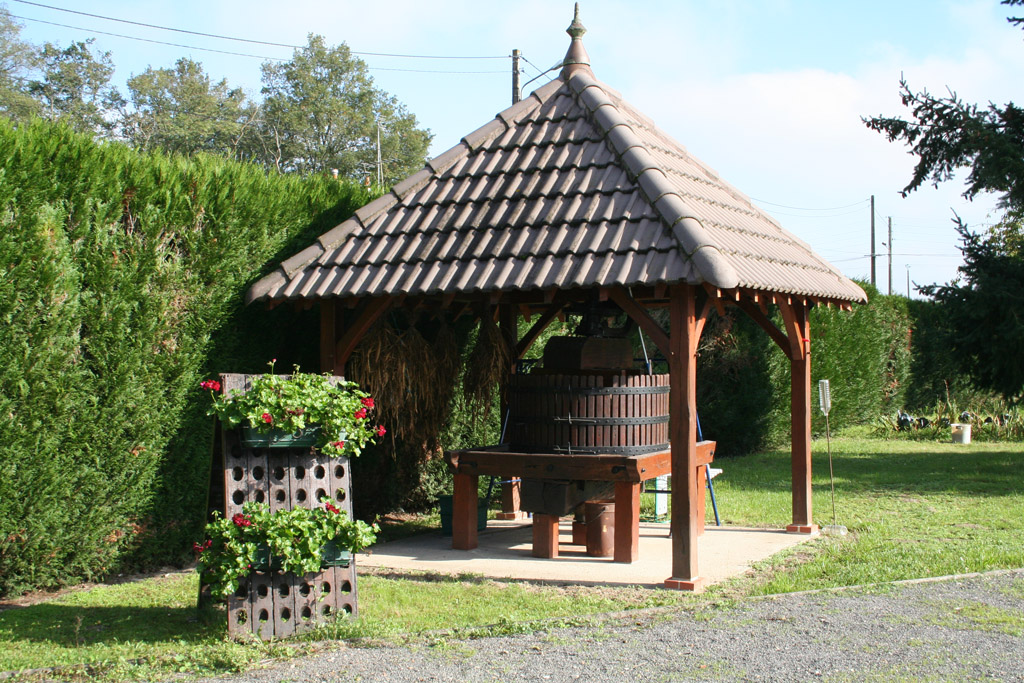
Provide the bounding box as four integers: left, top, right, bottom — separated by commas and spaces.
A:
256, 34, 432, 181
864, 0, 1024, 211
0, 7, 38, 122
918, 217, 1024, 399
28, 39, 120, 134
121, 58, 251, 157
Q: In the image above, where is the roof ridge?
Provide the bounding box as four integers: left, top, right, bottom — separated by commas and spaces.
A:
566, 70, 739, 290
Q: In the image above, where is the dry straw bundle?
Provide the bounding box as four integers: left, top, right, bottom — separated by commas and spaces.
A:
349, 315, 460, 451
462, 310, 513, 419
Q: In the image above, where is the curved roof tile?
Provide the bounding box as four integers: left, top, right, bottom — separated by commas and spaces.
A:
246, 29, 865, 306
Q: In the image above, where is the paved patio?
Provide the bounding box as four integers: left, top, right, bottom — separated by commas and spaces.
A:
357, 519, 815, 588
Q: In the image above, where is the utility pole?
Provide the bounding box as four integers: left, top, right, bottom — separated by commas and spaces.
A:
906, 265, 911, 299
375, 122, 383, 187
887, 217, 893, 296
870, 195, 876, 287
512, 49, 521, 104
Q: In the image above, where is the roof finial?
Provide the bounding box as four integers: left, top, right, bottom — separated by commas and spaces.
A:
561, 2, 592, 78
566, 3, 586, 40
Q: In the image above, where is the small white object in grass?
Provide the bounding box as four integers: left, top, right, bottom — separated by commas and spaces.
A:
822, 524, 848, 536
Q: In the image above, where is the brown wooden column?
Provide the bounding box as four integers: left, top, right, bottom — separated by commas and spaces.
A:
613, 481, 641, 563
665, 283, 705, 591
452, 473, 479, 550
782, 302, 817, 534
496, 303, 526, 520
320, 299, 339, 374
532, 514, 560, 557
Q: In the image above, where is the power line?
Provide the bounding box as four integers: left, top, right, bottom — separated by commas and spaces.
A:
12, 14, 289, 60
751, 197, 868, 211
11, 14, 507, 74
10, 0, 508, 60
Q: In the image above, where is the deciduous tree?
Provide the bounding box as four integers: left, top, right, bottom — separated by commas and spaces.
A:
121, 57, 253, 157
254, 34, 431, 182
0, 8, 39, 123
28, 38, 120, 135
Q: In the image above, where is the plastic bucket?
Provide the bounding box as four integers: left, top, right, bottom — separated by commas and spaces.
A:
951, 423, 972, 444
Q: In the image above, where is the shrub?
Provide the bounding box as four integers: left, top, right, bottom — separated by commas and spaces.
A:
0, 118, 373, 595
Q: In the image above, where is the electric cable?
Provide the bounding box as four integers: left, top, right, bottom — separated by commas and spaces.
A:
10, 0, 508, 60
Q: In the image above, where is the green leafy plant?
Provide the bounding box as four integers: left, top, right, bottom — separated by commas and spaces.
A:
196, 500, 378, 600
202, 361, 386, 457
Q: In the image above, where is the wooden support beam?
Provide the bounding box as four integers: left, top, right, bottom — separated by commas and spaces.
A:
736, 297, 792, 360
451, 473, 479, 550
518, 304, 532, 323
785, 301, 816, 534
613, 481, 641, 563
532, 515, 560, 558
515, 298, 568, 359
319, 299, 338, 374
665, 283, 704, 591
696, 297, 712, 342
608, 288, 670, 359
335, 296, 392, 373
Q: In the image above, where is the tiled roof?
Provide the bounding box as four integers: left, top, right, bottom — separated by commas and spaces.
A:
247, 29, 866, 306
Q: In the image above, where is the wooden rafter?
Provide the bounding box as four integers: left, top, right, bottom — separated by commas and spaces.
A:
735, 296, 792, 360
608, 288, 669, 359
515, 297, 569, 359
335, 296, 393, 372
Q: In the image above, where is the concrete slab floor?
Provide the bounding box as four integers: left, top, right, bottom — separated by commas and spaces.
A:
357, 520, 814, 589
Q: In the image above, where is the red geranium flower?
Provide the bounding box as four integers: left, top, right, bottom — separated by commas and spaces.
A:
331, 440, 345, 449
354, 407, 367, 420
232, 513, 252, 528
193, 539, 212, 553
376, 425, 386, 436
361, 397, 375, 409
261, 412, 273, 424
200, 379, 221, 392
325, 502, 341, 514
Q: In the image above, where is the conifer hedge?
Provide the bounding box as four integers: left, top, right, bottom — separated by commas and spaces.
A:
0, 119, 372, 595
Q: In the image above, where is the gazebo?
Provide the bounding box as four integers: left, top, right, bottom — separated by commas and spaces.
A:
246, 8, 866, 591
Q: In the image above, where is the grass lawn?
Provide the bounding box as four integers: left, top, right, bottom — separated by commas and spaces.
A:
2, 433, 1021, 681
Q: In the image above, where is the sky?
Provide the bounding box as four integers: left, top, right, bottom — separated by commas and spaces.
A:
8, 0, 1024, 295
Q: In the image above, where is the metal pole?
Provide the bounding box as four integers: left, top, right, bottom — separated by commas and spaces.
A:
512, 49, 521, 104
870, 195, 876, 287
887, 217, 893, 296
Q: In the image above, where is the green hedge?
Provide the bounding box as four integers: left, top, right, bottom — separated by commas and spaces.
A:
764, 284, 912, 442
0, 118, 372, 596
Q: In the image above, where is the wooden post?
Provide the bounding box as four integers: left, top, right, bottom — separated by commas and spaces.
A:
320, 299, 338, 375
451, 473, 479, 550
665, 284, 704, 591
786, 303, 817, 534
532, 514, 560, 558
497, 303, 526, 520
613, 481, 640, 563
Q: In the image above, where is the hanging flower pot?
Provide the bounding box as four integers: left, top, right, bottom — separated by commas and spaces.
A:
240, 425, 323, 449
200, 361, 385, 457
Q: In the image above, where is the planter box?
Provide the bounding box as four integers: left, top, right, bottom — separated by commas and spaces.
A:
240, 425, 320, 448
321, 539, 352, 568
252, 539, 351, 572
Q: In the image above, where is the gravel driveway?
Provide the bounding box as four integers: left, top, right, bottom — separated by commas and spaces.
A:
200, 569, 1024, 682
